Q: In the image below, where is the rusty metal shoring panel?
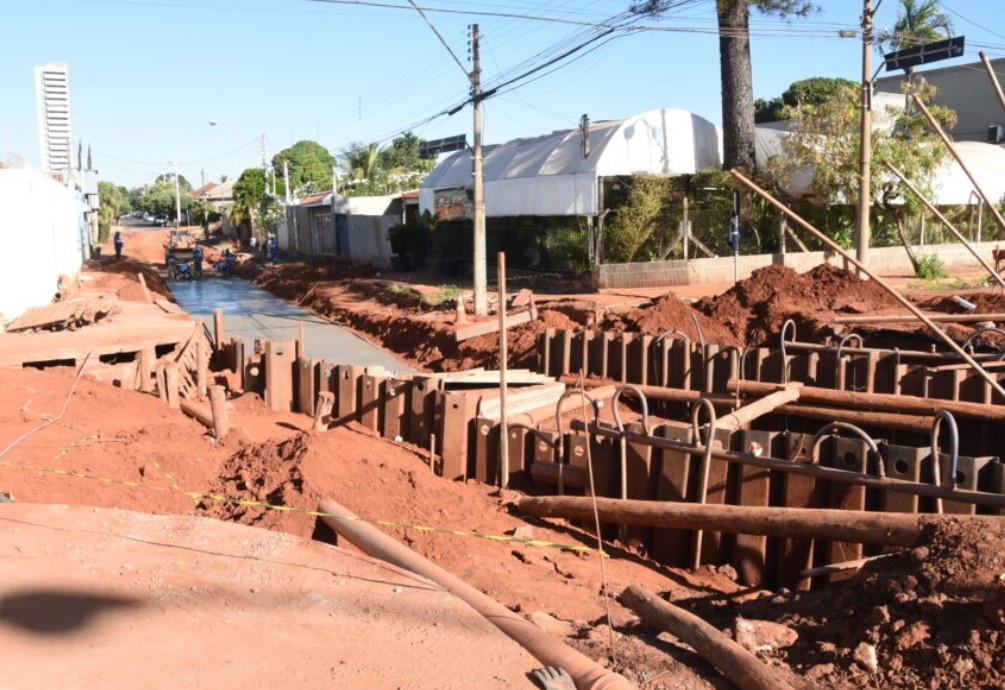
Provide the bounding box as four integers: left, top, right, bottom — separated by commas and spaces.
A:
689, 397, 719, 570
807, 422, 883, 478
651, 329, 690, 388
836, 333, 864, 392
611, 384, 652, 503
930, 410, 961, 515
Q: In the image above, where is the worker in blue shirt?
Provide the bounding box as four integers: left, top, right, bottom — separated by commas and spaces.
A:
269, 233, 278, 262
113, 231, 124, 260
192, 244, 204, 278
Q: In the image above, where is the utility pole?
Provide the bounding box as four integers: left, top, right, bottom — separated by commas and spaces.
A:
856, 0, 877, 269
173, 160, 182, 229
471, 23, 487, 316
284, 160, 291, 203
200, 168, 207, 232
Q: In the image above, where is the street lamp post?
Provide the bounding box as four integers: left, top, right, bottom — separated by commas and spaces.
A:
170, 159, 182, 229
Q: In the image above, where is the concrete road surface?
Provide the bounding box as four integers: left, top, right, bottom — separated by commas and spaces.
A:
169, 277, 414, 374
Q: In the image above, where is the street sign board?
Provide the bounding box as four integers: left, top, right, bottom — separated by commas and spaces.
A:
883, 36, 965, 72
419, 134, 468, 159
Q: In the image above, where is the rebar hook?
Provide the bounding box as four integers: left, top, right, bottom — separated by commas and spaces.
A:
835, 333, 864, 391
611, 383, 652, 435
807, 421, 883, 478
780, 318, 798, 384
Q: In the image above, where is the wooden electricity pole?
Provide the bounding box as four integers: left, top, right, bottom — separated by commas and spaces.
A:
471, 24, 487, 315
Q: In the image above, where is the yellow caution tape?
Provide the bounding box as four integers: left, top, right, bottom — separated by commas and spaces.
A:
0, 440, 606, 556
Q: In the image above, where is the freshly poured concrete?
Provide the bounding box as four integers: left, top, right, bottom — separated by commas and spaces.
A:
169, 278, 413, 374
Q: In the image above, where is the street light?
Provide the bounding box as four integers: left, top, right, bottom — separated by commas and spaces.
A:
208, 120, 268, 175
169, 159, 182, 229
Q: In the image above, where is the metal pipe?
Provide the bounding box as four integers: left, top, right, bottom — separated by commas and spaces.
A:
833, 312, 1005, 325
729, 168, 1005, 401
885, 161, 1005, 291
651, 329, 689, 387
317, 498, 636, 690
962, 326, 1005, 355
911, 93, 1005, 236
930, 410, 960, 515
569, 418, 1005, 511
980, 51, 1005, 126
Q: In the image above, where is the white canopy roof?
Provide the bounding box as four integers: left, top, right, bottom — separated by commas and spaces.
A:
419, 108, 722, 218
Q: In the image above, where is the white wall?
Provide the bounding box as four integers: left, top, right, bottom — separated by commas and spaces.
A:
0, 169, 85, 320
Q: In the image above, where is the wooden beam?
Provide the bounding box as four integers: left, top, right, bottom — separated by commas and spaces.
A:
729, 378, 1005, 422
518, 495, 1005, 547
455, 310, 535, 342
833, 312, 1005, 325
621, 585, 797, 690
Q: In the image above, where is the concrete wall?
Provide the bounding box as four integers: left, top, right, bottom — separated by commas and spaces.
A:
0, 168, 85, 320
594, 240, 1005, 290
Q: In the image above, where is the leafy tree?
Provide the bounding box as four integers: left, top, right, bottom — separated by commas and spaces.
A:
603, 175, 678, 263
634, 1, 816, 170
768, 81, 956, 274
271, 140, 335, 197
378, 132, 435, 190
141, 175, 193, 221
97, 181, 127, 242
756, 77, 857, 122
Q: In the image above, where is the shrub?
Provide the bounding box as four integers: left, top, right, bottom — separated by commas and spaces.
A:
915, 253, 947, 279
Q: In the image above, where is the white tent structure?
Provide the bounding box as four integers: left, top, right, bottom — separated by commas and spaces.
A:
419, 108, 722, 219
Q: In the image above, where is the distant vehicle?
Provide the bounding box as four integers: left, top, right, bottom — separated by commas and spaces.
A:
155, 218, 168, 226
143, 213, 155, 222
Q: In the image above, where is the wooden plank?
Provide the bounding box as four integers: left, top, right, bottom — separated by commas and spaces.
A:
455, 309, 535, 341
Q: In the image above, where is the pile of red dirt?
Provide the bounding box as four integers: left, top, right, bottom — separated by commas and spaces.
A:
688, 516, 1005, 690
604, 291, 741, 346
694, 264, 902, 346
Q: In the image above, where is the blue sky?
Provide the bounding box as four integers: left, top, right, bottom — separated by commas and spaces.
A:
2, 0, 1003, 189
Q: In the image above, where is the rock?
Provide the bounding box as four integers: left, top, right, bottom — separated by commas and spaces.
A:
853, 642, 879, 673
806, 664, 835, 681
866, 605, 890, 626
894, 620, 931, 650
506, 525, 535, 541
734, 617, 799, 654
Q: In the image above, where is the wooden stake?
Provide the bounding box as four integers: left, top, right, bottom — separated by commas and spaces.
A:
196, 338, 208, 399
213, 308, 225, 351
164, 362, 181, 409
137, 272, 153, 303
498, 251, 510, 488
209, 385, 230, 439
621, 584, 797, 690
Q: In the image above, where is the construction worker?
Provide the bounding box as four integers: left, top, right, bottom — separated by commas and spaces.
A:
113, 231, 124, 260
269, 233, 278, 262
192, 244, 204, 278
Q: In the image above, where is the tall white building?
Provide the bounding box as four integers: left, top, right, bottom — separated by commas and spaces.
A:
34, 62, 73, 175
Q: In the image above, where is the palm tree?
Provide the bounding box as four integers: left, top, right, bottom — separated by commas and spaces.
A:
337, 141, 383, 195
884, 0, 954, 79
